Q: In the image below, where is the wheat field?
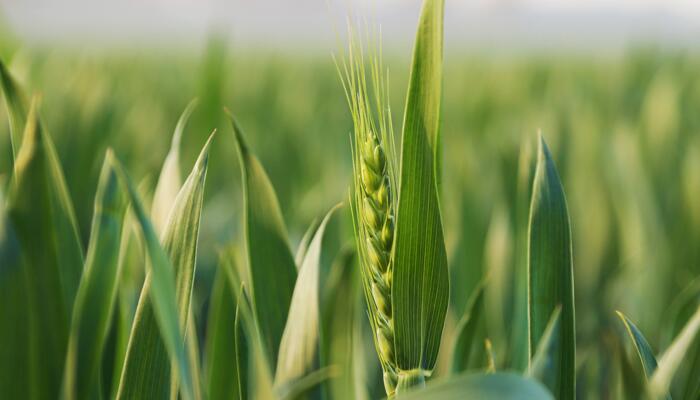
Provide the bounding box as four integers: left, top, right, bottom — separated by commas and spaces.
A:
1, 0, 700, 399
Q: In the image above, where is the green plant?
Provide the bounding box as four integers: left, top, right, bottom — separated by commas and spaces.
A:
341, 0, 450, 396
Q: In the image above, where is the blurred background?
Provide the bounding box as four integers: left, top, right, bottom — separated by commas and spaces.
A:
1, 1, 700, 398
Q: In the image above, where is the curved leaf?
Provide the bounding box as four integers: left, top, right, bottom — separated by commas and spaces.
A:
396, 372, 554, 400
115, 134, 213, 400
62, 151, 128, 400
527, 135, 575, 399
275, 204, 342, 389
392, 0, 449, 379
230, 114, 297, 368
616, 311, 670, 400
616, 311, 659, 378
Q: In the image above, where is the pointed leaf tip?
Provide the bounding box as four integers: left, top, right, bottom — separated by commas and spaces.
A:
195, 129, 216, 171
527, 133, 575, 400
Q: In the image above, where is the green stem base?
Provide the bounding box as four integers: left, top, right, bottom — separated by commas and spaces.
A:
395, 369, 427, 395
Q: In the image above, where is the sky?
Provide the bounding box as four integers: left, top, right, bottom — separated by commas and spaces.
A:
1, 0, 700, 53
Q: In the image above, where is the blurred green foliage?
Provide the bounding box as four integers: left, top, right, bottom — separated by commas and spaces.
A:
1, 44, 700, 399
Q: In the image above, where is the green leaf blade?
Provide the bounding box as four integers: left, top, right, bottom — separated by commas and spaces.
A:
152, 99, 198, 234
274, 204, 341, 389
230, 115, 297, 369
115, 135, 212, 400
527, 136, 576, 399
205, 254, 247, 400
6, 99, 84, 399
616, 311, 672, 400
392, 0, 449, 376
63, 151, 128, 400
616, 311, 660, 379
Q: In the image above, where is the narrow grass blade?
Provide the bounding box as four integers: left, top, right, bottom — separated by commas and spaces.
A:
0, 59, 28, 162
205, 253, 248, 400
527, 135, 575, 399
114, 136, 212, 400
528, 306, 562, 393
274, 204, 342, 389
62, 151, 128, 400
165, 131, 214, 400
152, 99, 198, 234
616, 311, 670, 400
450, 283, 485, 374
229, 114, 297, 368
6, 98, 84, 398
392, 0, 449, 385
650, 305, 700, 398
395, 372, 554, 400
616, 311, 659, 378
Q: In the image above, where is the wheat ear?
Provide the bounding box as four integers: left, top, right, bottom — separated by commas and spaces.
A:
336, 23, 400, 396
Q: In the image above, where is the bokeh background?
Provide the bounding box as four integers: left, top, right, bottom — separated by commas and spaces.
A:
2, 1, 700, 397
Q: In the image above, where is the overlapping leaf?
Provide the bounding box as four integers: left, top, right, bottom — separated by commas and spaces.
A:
392, 0, 449, 380
274, 204, 342, 390
116, 134, 212, 400
62, 151, 128, 400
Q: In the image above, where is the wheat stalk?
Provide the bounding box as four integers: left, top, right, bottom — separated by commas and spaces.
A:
336, 23, 400, 396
